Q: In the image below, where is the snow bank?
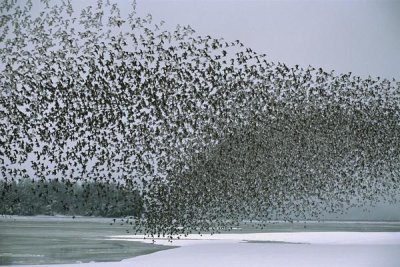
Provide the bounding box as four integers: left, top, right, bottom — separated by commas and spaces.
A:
110, 231, 400, 246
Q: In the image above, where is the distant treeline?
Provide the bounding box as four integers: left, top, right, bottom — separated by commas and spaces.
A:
0, 179, 143, 217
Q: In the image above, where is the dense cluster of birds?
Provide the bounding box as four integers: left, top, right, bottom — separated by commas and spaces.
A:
1, 0, 400, 237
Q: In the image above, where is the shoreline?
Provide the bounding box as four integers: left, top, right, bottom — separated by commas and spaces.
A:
3, 214, 400, 223
2, 217, 400, 266
5, 231, 400, 267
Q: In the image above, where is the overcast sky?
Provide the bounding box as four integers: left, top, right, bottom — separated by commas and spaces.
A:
135, 0, 400, 80
134, 0, 400, 220
8, 0, 400, 220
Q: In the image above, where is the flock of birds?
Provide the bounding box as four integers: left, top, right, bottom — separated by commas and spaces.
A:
1, 0, 400, 237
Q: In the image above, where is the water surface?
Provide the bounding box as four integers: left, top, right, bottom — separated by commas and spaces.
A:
1, 216, 399, 265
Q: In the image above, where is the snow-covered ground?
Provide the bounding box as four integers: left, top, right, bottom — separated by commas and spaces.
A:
11, 232, 400, 267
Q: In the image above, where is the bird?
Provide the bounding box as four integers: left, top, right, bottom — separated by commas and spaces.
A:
0, 0, 399, 238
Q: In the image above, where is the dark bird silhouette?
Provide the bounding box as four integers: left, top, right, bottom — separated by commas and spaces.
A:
0, 0, 399, 238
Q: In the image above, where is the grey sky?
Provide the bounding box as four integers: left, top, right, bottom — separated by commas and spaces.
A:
135, 0, 400, 80
4, 0, 400, 220
135, 0, 400, 220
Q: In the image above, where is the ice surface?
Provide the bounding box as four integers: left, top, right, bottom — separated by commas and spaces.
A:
110, 231, 400, 246
9, 232, 400, 267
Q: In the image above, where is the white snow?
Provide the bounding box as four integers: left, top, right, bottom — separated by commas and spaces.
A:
110, 231, 400, 245
8, 232, 400, 267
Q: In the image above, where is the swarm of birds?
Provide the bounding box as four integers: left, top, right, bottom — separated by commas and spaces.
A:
1, 0, 400, 237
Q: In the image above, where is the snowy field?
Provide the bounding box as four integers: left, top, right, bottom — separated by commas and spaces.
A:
11, 232, 400, 267
1, 217, 400, 267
